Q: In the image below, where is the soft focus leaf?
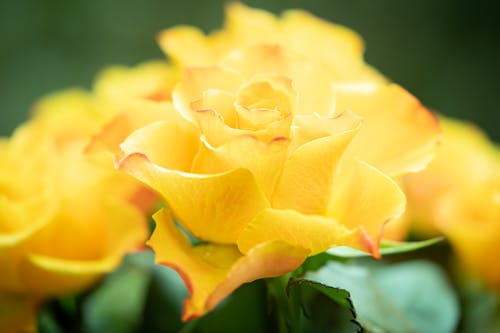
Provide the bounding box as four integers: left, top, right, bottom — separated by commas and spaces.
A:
82, 251, 152, 333
306, 260, 459, 333
459, 278, 500, 333
327, 237, 443, 259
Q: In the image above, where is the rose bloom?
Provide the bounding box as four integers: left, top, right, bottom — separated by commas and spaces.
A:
0, 89, 154, 331
404, 117, 500, 287
114, 14, 441, 318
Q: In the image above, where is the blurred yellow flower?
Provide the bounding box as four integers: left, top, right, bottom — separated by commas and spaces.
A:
404, 117, 500, 287
158, 2, 385, 84
116, 32, 440, 318
0, 90, 150, 331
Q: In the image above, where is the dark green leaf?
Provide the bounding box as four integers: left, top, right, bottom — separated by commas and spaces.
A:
286, 278, 362, 333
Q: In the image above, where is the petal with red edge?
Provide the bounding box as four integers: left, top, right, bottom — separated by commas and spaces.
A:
120, 120, 200, 172
336, 83, 441, 176
207, 240, 308, 312
327, 159, 406, 257
119, 154, 269, 244
147, 208, 241, 321
173, 66, 242, 122
87, 100, 184, 158
147, 209, 308, 321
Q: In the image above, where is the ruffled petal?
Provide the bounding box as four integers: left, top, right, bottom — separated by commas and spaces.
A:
148, 209, 308, 321
193, 135, 290, 199
327, 159, 406, 257
221, 45, 336, 116
237, 208, 354, 255
119, 153, 269, 244
272, 119, 360, 214
336, 83, 441, 176
87, 100, 184, 158
173, 66, 242, 122
120, 120, 200, 172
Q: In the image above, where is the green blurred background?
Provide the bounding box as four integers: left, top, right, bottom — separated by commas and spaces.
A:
1, 0, 499, 140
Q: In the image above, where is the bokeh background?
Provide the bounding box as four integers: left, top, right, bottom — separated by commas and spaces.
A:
1, 0, 499, 141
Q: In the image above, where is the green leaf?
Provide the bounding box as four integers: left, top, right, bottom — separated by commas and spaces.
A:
327, 237, 443, 259
82, 251, 153, 333
459, 278, 500, 333
306, 260, 459, 333
286, 278, 362, 333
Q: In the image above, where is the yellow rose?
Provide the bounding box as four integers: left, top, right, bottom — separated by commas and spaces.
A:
404, 117, 500, 287
158, 2, 386, 84
0, 90, 149, 331
116, 39, 440, 319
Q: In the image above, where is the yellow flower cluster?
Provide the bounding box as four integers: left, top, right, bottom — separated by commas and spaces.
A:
15, 2, 500, 327
100, 3, 440, 320
404, 117, 500, 288
0, 61, 178, 330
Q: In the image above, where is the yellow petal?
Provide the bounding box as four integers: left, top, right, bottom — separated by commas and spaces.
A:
119, 153, 269, 244
224, 2, 281, 46
221, 45, 336, 116
238, 208, 353, 255
272, 121, 360, 215
327, 159, 406, 257
19, 254, 119, 297
94, 61, 178, 104
157, 26, 217, 67
282, 10, 384, 83
207, 240, 308, 312
193, 134, 290, 199
291, 110, 363, 150
148, 209, 307, 321
148, 208, 241, 321
0, 294, 36, 333
87, 100, 183, 158
336, 83, 441, 176
120, 120, 200, 172
173, 66, 242, 122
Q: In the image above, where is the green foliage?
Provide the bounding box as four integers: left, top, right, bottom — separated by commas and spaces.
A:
305, 260, 460, 333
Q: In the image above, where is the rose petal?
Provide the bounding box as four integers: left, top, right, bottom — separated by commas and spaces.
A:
87, 100, 183, 158
173, 66, 242, 122
336, 83, 441, 176
238, 208, 354, 255
327, 159, 406, 257
282, 10, 385, 83
193, 134, 290, 199
221, 45, 336, 116
148, 209, 308, 321
157, 26, 217, 67
19, 254, 119, 297
272, 121, 360, 214
120, 120, 200, 172
119, 153, 269, 244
